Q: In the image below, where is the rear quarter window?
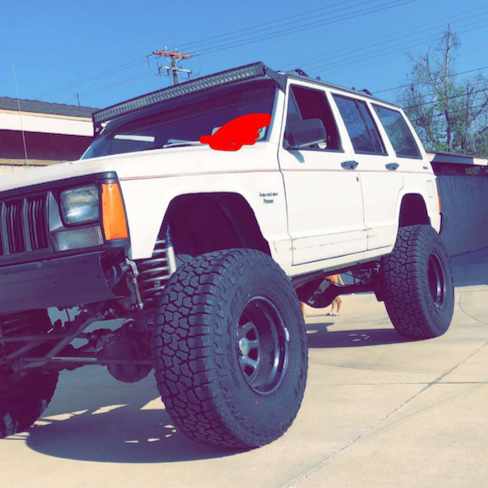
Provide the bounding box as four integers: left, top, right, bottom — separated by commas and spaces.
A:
373, 105, 421, 159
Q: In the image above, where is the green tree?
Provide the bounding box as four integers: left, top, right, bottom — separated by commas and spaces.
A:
399, 25, 488, 157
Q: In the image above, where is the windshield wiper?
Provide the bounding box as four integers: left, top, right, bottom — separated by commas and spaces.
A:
162, 139, 203, 149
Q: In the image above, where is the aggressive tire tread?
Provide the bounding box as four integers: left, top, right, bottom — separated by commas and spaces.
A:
380, 225, 454, 339
152, 249, 308, 448
0, 372, 58, 438
0, 310, 59, 438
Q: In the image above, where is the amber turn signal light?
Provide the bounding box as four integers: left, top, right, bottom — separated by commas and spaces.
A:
102, 183, 129, 240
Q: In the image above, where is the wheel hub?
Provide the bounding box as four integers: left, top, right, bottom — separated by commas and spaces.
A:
428, 253, 446, 309
236, 297, 289, 395
238, 337, 251, 357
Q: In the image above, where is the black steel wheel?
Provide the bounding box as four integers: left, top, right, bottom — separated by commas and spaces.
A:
237, 297, 289, 395
153, 249, 308, 449
380, 225, 455, 339
428, 253, 447, 309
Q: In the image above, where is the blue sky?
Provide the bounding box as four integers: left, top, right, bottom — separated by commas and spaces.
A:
1, 0, 488, 109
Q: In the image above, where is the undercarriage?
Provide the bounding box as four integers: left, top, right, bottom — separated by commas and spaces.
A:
295, 261, 383, 308
0, 308, 150, 381
0, 229, 177, 385
0, 225, 383, 383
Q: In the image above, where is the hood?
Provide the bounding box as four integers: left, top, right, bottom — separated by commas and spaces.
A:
0, 142, 277, 195
0, 158, 116, 193
77, 143, 278, 181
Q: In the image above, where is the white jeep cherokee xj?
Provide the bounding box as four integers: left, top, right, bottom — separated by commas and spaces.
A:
0, 62, 453, 448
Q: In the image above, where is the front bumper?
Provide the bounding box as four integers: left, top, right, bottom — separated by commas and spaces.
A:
0, 252, 119, 313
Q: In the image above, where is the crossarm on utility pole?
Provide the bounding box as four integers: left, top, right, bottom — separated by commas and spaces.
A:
153, 50, 193, 85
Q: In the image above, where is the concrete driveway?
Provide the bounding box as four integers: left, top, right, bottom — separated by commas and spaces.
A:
1, 249, 487, 488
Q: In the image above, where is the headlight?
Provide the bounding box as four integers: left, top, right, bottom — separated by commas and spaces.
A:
60, 185, 99, 225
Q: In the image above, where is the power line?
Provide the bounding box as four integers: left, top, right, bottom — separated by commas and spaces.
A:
200, 0, 415, 55
285, 5, 488, 71
404, 87, 488, 110
37, 0, 485, 108
198, 0, 417, 56
308, 31, 440, 74
310, 18, 488, 73
35, 55, 153, 99
375, 65, 488, 95
410, 102, 488, 124
62, 71, 155, 104
31, 0, 416, 103
306, 18, 488, 75
178, 0, 365, 50
39, 0, 375, 101
66, 49, 196, 104
184, 0, 384, 52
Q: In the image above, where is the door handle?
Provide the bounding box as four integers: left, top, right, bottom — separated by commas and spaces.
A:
386, 162, 400, 171
341, 160, 359, 170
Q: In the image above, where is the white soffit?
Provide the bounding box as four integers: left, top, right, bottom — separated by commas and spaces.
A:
0, 111, 93, 137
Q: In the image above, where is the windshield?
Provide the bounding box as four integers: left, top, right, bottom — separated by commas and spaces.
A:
82, 80, 277, 159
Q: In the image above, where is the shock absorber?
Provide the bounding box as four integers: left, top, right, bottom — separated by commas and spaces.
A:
137, 228, 177, 308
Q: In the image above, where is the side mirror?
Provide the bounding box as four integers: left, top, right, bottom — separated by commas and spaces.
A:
286, 118, 327, 149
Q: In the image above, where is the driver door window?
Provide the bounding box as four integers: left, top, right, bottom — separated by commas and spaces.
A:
285, 86, 341, 151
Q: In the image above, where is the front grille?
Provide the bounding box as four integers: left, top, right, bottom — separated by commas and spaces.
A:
27, 196, 48, 250
0, 194, 49, 256
5, 201, 25, 253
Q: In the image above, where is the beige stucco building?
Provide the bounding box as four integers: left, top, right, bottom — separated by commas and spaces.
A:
0, 97, 96, 174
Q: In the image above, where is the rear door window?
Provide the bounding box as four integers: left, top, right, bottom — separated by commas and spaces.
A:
373, 105, 421, 159
333, 95, 386, 155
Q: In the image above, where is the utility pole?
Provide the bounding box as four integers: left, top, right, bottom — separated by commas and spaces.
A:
153, 50, 193, 85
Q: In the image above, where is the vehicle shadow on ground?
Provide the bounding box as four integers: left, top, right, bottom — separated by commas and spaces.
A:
21, 381, 237, 464
306, 322, 412, 348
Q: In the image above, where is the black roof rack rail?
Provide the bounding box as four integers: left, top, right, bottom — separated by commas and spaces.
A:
285, 68, 310, 78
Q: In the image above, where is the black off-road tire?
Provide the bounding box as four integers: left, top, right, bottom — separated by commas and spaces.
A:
0, 310, 59, 438
152, 249, 308, 449
380, 225, 454, 339
0, 371, 58, 438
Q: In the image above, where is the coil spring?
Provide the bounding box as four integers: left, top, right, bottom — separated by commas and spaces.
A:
0, 312, 38, 356
138, 235, 176, 307
0, 312, 33, 338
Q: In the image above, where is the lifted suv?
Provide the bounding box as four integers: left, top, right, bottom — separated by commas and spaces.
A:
0, 62, 454, 448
